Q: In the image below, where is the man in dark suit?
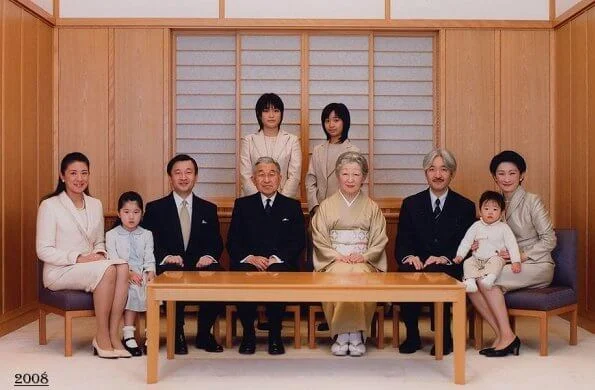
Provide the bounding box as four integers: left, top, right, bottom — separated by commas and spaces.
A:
227, 156, 305, 355
395, 148, 476, 355
143, 154, 224, 355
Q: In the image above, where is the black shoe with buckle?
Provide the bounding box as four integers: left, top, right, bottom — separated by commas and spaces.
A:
122, 337, 143, 357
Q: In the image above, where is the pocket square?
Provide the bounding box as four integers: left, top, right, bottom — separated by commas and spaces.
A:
281, 218, 290, 222
201, 219, 208, 224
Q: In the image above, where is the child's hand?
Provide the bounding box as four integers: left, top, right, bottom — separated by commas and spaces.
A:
129, 271, 143, 286
453, 256, 463, 264
511, 262, 522, 273
146, 271, 155, 283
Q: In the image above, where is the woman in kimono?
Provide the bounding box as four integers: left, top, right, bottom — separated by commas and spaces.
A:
36, 152, 130, 359
469, 150, 556, 357
311, 151, 388, 357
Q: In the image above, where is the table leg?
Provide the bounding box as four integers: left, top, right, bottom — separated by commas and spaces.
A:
453, 291, 466, 385
434, 302, 444, 360
167, 301, 176, 360
147, 289, 159, 384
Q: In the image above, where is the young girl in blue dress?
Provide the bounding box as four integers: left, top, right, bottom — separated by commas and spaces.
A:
106, 191, 156, 356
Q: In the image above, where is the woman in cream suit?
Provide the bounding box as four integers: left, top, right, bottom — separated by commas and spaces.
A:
36, 152, 130, 359
468, 150, 556, 358
240, 93, 302, 198
305, 102, 359, 214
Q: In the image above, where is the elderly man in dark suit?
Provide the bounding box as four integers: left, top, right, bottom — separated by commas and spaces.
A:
395, 148, 476, 355
227, 156, 306, 355
143, 154, 224, 355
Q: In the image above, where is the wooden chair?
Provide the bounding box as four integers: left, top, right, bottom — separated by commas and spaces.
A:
38, 261, 95, 356
308, 303, 385, 349
474, 229, 578, 356
225, 304, 301, 349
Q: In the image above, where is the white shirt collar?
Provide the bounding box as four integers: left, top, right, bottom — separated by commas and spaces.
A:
260, 192, 277, 208
173, 192, 193, 211
115, 225, 144, 236
429, 188, 449, 210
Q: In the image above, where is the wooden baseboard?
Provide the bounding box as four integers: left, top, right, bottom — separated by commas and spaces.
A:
0, 303, 39, 337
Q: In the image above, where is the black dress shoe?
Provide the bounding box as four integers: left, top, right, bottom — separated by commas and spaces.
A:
196, 334, 224, 353
175, 331, 188, 355
430, 338, 453, 356
484, 336, 521, 357
268, 336, 285, 355
122, 337, 143, 357
479, 347, 495, 355
398, 337, 422, 354
239, 336, 256, 355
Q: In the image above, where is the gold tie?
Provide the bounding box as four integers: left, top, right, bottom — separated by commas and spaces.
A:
180, 200, 190, 249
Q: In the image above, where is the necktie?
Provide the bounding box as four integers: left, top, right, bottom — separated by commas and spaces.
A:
180, 200, 190, 249
265, 198, 272, 215
433, 198, 441, 220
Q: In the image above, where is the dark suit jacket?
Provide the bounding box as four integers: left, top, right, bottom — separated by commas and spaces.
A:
395, 188, 476, 269
227, 192, 306, 271
143, 192, 223, 274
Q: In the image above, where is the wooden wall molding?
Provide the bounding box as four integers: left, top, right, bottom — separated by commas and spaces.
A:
0, 303, 38, 337
10, 0, 54, 25
554, 0, 595, 27
54, 17, 553, 29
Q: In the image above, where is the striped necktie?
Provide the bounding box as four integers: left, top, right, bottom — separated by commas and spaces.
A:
433, 198, 441, 220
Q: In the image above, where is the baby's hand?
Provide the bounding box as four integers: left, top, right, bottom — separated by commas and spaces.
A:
511, 262, 521, 273
453, 256, 463, 264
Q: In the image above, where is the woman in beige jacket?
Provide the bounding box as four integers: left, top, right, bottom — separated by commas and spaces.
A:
468, 150, 556, 358
36, 152, 130, 359
240, 93, 301, 198
305, 103, 359, 214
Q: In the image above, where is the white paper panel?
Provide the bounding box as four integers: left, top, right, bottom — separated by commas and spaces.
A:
391, 0, 549, 20
226, 0, 385, 19
556, 0, 582, 16
61, 0, 219, 18
32, 0, 53, 14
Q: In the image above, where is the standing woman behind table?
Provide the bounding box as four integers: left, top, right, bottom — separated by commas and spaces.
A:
240, 93, 302, 198
36, 152, 130, 359
305, 102, 359, 216
311, 151, 388, 357
468, 150, 557, 357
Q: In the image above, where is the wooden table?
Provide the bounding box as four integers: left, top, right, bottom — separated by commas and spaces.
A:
146, 271, 466, 385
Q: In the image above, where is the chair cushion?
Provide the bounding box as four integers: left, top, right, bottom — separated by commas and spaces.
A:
39, 288, 94, 311
505, 287, 576, 311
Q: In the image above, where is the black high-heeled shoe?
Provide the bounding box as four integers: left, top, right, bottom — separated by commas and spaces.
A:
484, 336, 520, 357
479, 347, 495, 355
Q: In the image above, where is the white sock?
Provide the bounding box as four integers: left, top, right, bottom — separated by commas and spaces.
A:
464, 278, 478, 293
480, 274, 497, 289
336, 332, 350, 345
122, 326, 138, 348
349, 331, 362, 345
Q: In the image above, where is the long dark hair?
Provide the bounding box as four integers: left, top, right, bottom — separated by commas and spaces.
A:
112, 191, 144, 228
321, 102, 351, 143
41, 152, 91, 202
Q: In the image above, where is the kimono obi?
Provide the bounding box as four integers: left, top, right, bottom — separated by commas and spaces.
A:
330, 229, 369, 255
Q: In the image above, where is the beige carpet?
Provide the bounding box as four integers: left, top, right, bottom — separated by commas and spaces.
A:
0, 314, 593, 389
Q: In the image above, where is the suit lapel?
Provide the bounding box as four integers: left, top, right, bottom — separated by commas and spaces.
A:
253, 131, 267, 157
320, 142, 330, 181
166, 193, 186, 253
58, 192, 93, 243
505, 186, 525, 221
187, 194, 202, 250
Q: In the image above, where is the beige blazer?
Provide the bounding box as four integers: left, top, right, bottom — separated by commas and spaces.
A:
240, 129, 302, 198
305, 140, 359, 212
36, 192, 107, 287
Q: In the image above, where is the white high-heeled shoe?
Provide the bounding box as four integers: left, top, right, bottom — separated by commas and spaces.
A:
113, 348, 132, 358
92, 338, 119, 359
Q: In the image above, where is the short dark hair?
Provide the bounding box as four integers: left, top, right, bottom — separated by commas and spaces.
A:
479, 190, 505, 211
255, 93, 284, 130
489, 150, 527, 175
320, 103, 351, 143
167, 154, 198, 176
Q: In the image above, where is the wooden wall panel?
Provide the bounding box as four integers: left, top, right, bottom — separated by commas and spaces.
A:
554, 24, 572, 229
113, 28, 165, 212
3, 0, 23, 312
58, 28, 109, 205
38, 21, 53, 199
444, 29, 496, 205
570, 13, 589, 316
0, 0, 5, 315
586, 7, 595, 315
500, 30, 551, 207
22, 10, 39, 305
